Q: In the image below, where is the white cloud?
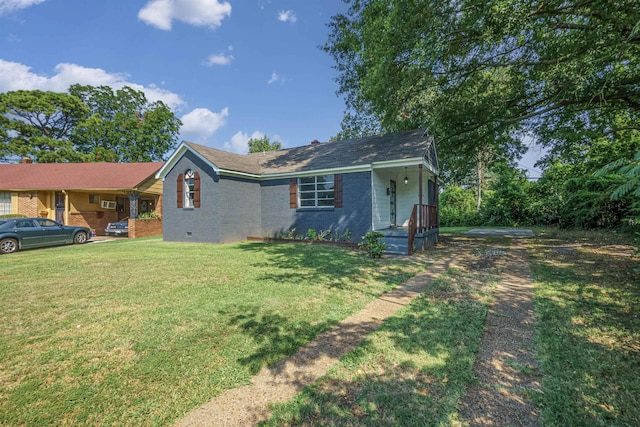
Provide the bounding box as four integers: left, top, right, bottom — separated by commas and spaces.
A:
277, 9, 296, 23
138, 0, 231, 30
223, 130, 265, 154
0, 0, 45, 15
203, 52, 234, 66
180, 107, 229, 138
0, 59, 185, 110
267, 72, 284, 85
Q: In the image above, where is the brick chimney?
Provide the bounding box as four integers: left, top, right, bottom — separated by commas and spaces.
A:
21, 157, 33, 164
310, 139, 321, 145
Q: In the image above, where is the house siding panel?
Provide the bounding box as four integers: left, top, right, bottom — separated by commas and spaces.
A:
261, 171, 372, 241
219, 176, 261, 243
163, 151, 222, 243
372, 170, 393, 230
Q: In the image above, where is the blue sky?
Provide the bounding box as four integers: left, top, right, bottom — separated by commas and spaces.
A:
0, 0, 349, 154
0, 0, 543, 176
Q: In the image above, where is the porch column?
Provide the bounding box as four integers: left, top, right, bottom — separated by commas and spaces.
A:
128, 191, 140, 219
435, 176, 439, 228
418, 164, 423, 228
418, 165, 423, 206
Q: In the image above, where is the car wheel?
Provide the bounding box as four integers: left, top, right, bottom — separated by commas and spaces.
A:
0, 238, 18, 254
73, 232, 88, 244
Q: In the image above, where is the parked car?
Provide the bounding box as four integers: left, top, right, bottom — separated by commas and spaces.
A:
104, 217, 129, 237
0, 218, 92, 254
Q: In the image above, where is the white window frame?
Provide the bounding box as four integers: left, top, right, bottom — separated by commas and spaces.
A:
0, 192, 11, 215
184, 169, 195, 208
298, 175, 334, 208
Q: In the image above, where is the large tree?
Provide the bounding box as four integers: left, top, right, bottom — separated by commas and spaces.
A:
247, 136, 282, 153
70, 85, 182, 162
0, 86, 182, 163
324, 0, 640, 184
0, 90, 89, 162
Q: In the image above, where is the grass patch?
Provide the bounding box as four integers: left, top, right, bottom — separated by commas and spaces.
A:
529, 228, 640, 426
0, 238, 423, 426
262, 237, 501, 426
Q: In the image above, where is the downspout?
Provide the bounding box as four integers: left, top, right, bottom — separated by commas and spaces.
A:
62, 190, 69, 224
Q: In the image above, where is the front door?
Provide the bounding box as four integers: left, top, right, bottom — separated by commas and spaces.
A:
55, 192, 65, 224
389, 180, 397, 227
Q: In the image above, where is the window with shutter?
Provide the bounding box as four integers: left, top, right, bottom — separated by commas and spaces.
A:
184, 169, 195, 208
176, 173, 183, 208
297, 175, 335, 208
334, 174, 342, 208
193, 172, 201, 208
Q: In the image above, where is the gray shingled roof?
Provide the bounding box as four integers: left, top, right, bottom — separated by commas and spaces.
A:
185, 129, 432, 175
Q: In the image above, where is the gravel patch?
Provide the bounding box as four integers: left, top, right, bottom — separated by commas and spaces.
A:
459, 238, 541, 426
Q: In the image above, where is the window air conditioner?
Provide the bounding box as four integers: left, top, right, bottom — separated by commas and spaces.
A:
101, 200, 117, 209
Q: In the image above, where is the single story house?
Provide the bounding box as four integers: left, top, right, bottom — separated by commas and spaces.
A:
0, 160, 163, 235
156, 129, 439, 254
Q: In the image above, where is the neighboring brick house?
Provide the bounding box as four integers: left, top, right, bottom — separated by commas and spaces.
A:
0, 160, 163, 235
156, 129, 440, 254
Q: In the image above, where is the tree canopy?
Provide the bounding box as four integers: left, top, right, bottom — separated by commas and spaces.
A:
247, 136, 282, 153
324, 0, 640, 181
0, 85, 182, 163
69, 85, 181, 162
0, 90, 89, 163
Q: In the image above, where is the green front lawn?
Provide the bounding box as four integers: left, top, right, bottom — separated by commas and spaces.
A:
530, 229, 640, 426
0, 238, 423, 426
261, 229, 640, 426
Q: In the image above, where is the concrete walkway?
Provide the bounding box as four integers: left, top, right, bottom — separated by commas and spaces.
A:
465, 228, 535, 238
459, 238, 541, 426
175, 233, 539, 426
175, 255, 455, 426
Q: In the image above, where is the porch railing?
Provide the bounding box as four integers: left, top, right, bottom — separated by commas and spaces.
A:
408, 204, 438, 255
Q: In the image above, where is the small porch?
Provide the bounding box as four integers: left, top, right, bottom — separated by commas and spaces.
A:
371, 160, 439, 255
378, 204, 439, 255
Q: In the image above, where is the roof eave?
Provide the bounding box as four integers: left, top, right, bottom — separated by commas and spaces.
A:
219, 164, 373, 180
156, 142, 220, 180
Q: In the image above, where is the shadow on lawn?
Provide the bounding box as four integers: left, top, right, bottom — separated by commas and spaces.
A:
257, 293, 485, 426
531, 233, 640, 426
220, 242, 421, 375
239, 241, 363, 282
239, 241, 418, 294
218, 304, 335, 374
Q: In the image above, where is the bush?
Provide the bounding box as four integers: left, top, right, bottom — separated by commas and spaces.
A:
137, 211, 161, 219
439, 186, 479, 226
359, 231, 387, 258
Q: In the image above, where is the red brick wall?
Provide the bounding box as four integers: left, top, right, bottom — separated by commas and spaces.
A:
155, 195, 163, 217
18, 193, 38, 217
129, 218, 162, 238
68, 211, 119, 235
